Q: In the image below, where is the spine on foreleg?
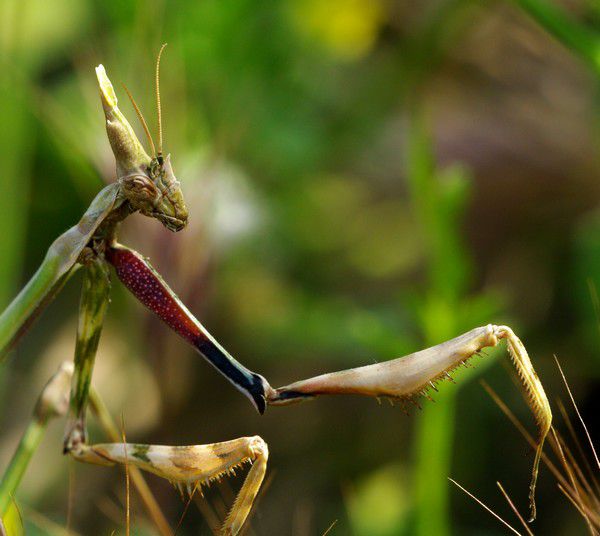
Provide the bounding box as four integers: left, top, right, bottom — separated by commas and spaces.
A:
270, 325, 498, 401
268, 323, 552, 521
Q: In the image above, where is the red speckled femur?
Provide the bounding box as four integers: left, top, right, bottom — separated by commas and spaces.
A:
106, 245, 201, 344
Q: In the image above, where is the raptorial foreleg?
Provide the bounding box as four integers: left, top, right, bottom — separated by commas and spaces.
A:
105, 243, 269, 413
69, 435, 269, 535
267, 324, 551, 521
63, 257, 111, 453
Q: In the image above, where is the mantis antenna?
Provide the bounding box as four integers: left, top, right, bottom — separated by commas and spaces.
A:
156, 43, 167, 162
122, 83, 157, 157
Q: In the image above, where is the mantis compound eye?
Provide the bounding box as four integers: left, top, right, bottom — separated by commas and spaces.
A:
121, 174, 159, 207
150, 154, 188, 232
120, 161, 188, 233
132, 176, 158, 199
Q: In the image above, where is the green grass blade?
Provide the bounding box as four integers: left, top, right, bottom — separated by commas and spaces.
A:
510, 0, 600, 73
0, 419, 47, 517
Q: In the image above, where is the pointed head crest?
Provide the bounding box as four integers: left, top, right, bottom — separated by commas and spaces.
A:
99, 47, 188, 232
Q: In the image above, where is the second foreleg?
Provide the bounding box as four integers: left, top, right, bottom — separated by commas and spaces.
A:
63, 257, 111, 452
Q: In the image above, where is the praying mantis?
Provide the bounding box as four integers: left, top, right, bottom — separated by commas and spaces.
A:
0, 47, 553, 535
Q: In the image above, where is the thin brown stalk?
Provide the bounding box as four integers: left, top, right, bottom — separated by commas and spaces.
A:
552, 431, 600, 528
67, 460, 75, 532
554, 355, 600, 470
193, 494, 222, 535
559, 484, 588, 520
554, 428, 597, 507
561, 482, 600, 532
482, 380, 600, 531
480, 378, 598, 524
322, 520, 338, 535
120, 414, 130, 536
481, 381, 570, 490
551, 427, 596, 535
557, 399, 600, 500
496, 482, 534, 536
543, 426, 596, 520
558, 484, 600, 534
174, 482, 200, 535
96, 496, 127, 525
448, 478, 523, 536
89, 389, 173, 536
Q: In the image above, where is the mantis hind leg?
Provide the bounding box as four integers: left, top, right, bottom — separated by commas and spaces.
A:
69, 435, 268, 535
63, 257, 111, 453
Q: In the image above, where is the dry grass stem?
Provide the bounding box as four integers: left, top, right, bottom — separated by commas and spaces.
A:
496, 482, 534, 536
554, 356, 600, 470
120, 415, 130, 536
448, 477, 523, 536
322, 519, 338, 535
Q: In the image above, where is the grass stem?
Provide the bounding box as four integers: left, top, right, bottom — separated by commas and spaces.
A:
0, 418, 47, 516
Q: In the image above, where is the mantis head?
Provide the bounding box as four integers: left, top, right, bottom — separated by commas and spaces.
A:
121, 152, 188, 233
96, 44, 188, 233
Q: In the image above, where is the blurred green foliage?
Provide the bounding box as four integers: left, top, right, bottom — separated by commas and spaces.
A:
0, 0, 599, 534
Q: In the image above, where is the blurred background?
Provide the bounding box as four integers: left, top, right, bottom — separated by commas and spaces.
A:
0, 0, 599, 534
